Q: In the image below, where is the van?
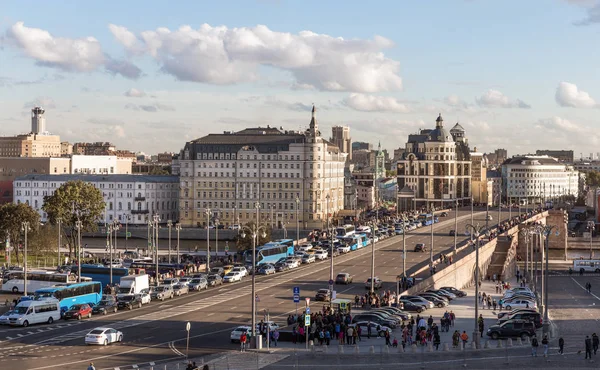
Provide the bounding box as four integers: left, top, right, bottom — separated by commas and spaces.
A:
8, 299, 61, 327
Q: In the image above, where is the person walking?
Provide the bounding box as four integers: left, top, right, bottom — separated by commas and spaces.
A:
593, 333, 599, 355
460, 331, 469, 347
542, 335, 549, 357
478, 314, 484, 337
272, 329, 279, 347
585, 335, 593, 360
240, 332, 247, 352
88, 363, 96, 370
558, 337, 564, 355
433, 332, 441, 350
531, 334, 539, 357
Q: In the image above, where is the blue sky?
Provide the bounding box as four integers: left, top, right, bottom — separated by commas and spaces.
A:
1, 0, 600, 157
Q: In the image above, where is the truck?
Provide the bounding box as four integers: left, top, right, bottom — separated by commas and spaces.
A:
117, 274, 149, 296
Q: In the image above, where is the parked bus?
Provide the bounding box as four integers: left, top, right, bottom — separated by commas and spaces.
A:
128, 262, 185, 278
336, 224, 356, 238
266, 239, 295, 248
8, 299, 61, 327
418, 214, 435, 226
34, 281, 102, 314
339, 234, 367, 251
67, 264, 129, 286
1, 271, 76, 294
244, 244, 294, 265
573, 259, 600, 273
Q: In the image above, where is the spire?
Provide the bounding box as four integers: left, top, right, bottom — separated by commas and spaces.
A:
309, 104, 319, 136
435, 113, 443, 128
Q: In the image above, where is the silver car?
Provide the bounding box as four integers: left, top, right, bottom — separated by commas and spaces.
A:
173, 284, 189, 296
188, 278, 208, 291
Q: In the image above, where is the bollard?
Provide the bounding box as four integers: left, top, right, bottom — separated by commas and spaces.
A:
324, 345, 328, 353
497, 340, 503, 348
507, 338, 513, 347
525, 336, 531, 345
443, 343, 450, 351
338, 345, 344, 354
309, 340, 314, 347
460, 341, 464, 351
427, 342, 433, 352
383, 345, 389, 354
484, 340, 490, 349
471, 342, 477, 350
369, 345, 375, 354
516, 338, 522, 346
354, 345, 360, 354
398, 344, 405, 353
411, 344, 418, 353
311, 344, 316, 353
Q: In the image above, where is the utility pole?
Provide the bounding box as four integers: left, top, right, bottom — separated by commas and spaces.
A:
22, 221, 30, 296
176, 223, 181, 265
57, 217, 62, 267
76, 220, 82, 282
167, 220, 172, 263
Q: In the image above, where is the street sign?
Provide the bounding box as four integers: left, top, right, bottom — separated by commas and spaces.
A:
306, 307, 311, 314
255, 294, 260, 302
185, 322, 191, 331
328, 279, 334, 286
126, 232, 132, 238
293, 286, 300, 294
293, 294, 300, 303
305, 314, 311, 326
332, 290, 337, 300
305, 297, 310, 306
224, 245, 230, 252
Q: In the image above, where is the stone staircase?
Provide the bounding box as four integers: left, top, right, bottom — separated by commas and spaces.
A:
486, 236, 512, 280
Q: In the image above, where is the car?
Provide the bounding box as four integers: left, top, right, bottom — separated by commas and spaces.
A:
418, 293, 448, 308
162, 278, 179, 286
117, 295, 143, 310
256, 321, 280, 333
231, 266, 248, 277
498, 311, 543, 328
428, 289, 456, 300
92, 299, 118, 315
298, 244, 313, 252
151, 285, 174, 301
0, 310, 15, 325
401, 296, 434, 310
395, 226, 404, 235
229, 224, 241, 230
440, 212, 448, 217
486, 319, 536, 340
230, 326, 251, 343
274, 262, 289, 272
222, 265, 235, 275
315, 288, 332, 302
209, 267, 225, 277
139, 290, 151, 304
337, 245, 351, 254
448, 230, 456, 236
285, 258, 301, 269
414, 243, 425, 252
376, 307, 411, 320
336, 272, 353, 285
178, 277, 193, 286
223, 271, 243, 283
173, 284, 190, 296
503, 299, 536, 310
257, 264, 276, 275
314, 249, 328, 260
399, 300, 423, 313
188, 277, 208, 291
351, 321, 394, 337
207, 274, 223, 286
440, 287, 467, 297
365, 277, 383, 289
497, 308, 537, 320
301, 254, 316, 264
352, 314, 397, 329
85, 327, 123, 346
366, 310, 403, 325
64, 303, 93, 320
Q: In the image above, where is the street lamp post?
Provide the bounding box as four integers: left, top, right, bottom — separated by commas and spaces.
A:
430, 207, 434, 266
57, 217, 62, 267
167, 220, 173, 263
22, 221, 30, 296
454, 199, 458, 257
204, 209, 211, 273
402, 214, 408, 291
153, 214, 160, 286
240, 202, 268, 348
76, 220, 82, 282
370, 221, 376, 293
465, 223, 488, 349
125, 214, 129, 250
295, 197, 300, 248
588, 221, 595, 259
175, 223, 181, 265
215, 218, 220, 258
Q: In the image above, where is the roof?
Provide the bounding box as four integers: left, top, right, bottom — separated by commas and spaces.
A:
190, 127, 306, 145
14, 174, 179, 183
426, 127, 453, 142
502, 155, 560, 166
451, 122, 465, 132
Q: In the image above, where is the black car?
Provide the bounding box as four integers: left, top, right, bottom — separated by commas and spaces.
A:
497, 308, 537, 320
426, 289, 454, 301
498, 311, 543, 328
315, 289, 331, 302
117, 294, 143, 310
92, 299, 118, 315
440, 286, 467, 297
414, 243, 425, 252
486, 319, 536, 340
274, 262, 289, 272
399, 300, 424, 313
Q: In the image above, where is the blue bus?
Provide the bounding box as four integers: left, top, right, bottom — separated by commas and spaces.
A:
128, 262, 185, 278
69, 264, 129, 286
34, 281, 102, 314
418, 214, 435, 226
267, 239, 294, 248
244, 243, 294, 265
340, 234, 368, 251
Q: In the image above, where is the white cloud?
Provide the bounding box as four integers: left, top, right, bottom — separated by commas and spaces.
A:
555, 82, 597, 108
124, 103, 175, 112
534, 116, 584, 133
343, 93, 410, 113
475, 89, 531, 109
124, 88, 146, 98
573, 3, 600, 25
23, 97, 56, 109
5, 22, 141, 79
109, 24, 402, 92
444, 94, 469, 108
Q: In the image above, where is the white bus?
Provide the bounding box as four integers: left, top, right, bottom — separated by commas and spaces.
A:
8, 298, 61, 327
336, 224, 356, 238
1, 271, 76, 294
573, 259, 600, 273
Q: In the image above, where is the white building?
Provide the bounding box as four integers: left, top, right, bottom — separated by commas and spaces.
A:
176, 106, 347, 229
71, 155, 132, 175
501, 155, 579, 204
13, 174, 179, 224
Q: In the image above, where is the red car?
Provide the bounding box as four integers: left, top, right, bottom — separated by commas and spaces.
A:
63, 304, 93, 320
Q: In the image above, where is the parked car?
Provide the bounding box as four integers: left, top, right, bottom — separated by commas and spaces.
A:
207, 274, 223, 287
497, 308, 537, 320
231, 266, 248, 277
285, 258, 301, 269
210, 267, 225, 277
117, 295, 143, 310
352, 314, 397, 329
162, 278, 179, 286
315, 289, 332, 302
337, 245, 351, 254
85, 327, 123, 346
0, 310, 15, 325
440, 287, 467, 297
274, 262, 289, 272
64, 303, 93, 320
178, 277, 192, 286
351, 321, 393, 337
188, 278, 208, 291
498, 311, 543, 328
298, 244, 313, 252
427, 289, 456, 300
92, 299, 118, 315
257, 264, 276, 275
223, 271, 243, 283
230, 326, 251, 343
486, 319, 536, 340
399, 300, 423, 313
336, 272, 353, 285
503, 299, 536, 310
418, 293, 448, 308
222, 265, 235, 275
414, 243, 425, 252
139, 289, 151, 304
400, 296, 434, 310
365, 277, 383, 289
151, 285, 174, 301
173, 284, 190, 296
376, 307, 411, 320
301, 254, 316, 264
314, 249, 328, 260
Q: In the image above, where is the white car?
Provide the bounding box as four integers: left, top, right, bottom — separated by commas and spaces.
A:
162, 278, 179, 286
188, 278, 208, 291
232, 266, 248, 277
314, 250, 328, 260
230, 326, 251, 343
503, 299, 537, 310
85, 327, 123, 346
337, 245, 351, 254
178, 277, 192, 286
301, 254, 316, 264
352, 321, 393, 337
285, 258, 300, 269
256, 321, 280, 332
298, 244, 313, 252
140, 290, 151, 304
0, 310, 15, 325
223, 271, 243, 283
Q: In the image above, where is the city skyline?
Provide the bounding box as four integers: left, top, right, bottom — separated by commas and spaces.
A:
1, 0, 600, 155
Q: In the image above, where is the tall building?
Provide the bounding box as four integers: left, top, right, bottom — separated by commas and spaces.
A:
13, 174, 178, 224
471, 149, 492, 205
535, 150, 574, 163
176, 106, 347, 229
396, 114, 472, 211
331, 126, 352, 161
494, 148, 508, 165
352, 142, 372, 151
0, 107, 61, 158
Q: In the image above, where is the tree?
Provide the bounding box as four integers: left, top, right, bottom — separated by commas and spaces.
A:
385, 169, 397, 177
148, 166, 171, 175
42, 180, 105, 258
234, 221, 272, 251
587, 171, 600, 187
0, 203, 40, 264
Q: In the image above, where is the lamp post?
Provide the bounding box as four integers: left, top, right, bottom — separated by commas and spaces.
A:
471, 197, 474, 226
125, 214, 129, 250
76, 220, 82, 282
370, 221, 376, 293
531, 224, 557, 336
402, 214, 408, 291
240, 202, 268, 348
295, 197, 300, 248
204, 208, 211, 273
454, 199, 458, 257
153, 214, 160, 285
175, 223, 181, 265
497, 186, 502, 234
167, 220, 173, 263
465, 222, 488, 349
430, 206, 434, 265
215, 217, 220, 258
588, 221, 595, 259
22, 221, 30, 296
57, 217, 62, 267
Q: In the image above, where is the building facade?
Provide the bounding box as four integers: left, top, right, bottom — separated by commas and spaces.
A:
331, 126, 352, 161
471, 150, 492, 205
0, 107, 61, 158
13, 174, 179, 224
396, 114, 472, 211
535, 150, 574, 163
501, 155, 579, 205
71, 155, 133, 175
176, 107, 347, 229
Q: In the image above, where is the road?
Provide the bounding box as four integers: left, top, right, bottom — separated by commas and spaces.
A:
1, 207, 511, 369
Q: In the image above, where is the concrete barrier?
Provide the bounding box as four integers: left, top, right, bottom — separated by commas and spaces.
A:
471, 342, 477, 350
443, 343, 450, 351
338, 345, 344, 354
427, 342, 433, 352
484, 340, 490, 349
383, 345, 389, 354
398, 344, 405, 353
497, 340, 503, 348
516, 338, 522, 346
525, 337, 531, 345
460, 342, 464, 351
411, 344, 418, 353
354, 345, 360, 354
507, 338, 513, 347
370, 345, 375, 354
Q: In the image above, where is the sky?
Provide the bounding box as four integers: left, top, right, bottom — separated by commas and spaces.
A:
1, 0, 600, 158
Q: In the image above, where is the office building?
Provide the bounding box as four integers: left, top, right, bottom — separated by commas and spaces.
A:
352, 142, 372, 151
535, 150, 574, 163
331, 126, 352, 161
471, 149, 492, 205
0, 107, 61, 158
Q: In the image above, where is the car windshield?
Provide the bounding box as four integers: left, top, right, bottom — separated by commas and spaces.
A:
208, 276, 218, 280
190, 279, 201, 283
155, 287, 165, 292
98, 300, 110, 306
71, 304, 82, 310
226, 272, 235, 276
318, 289, 329, 293
89, 329, 104, 335
14, 306, 28, 314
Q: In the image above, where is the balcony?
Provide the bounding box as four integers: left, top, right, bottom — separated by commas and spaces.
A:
132, 209, 149, 214
134, 196, 146, 201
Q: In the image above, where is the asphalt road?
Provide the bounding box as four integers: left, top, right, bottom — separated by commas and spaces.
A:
0, 207, 512, 370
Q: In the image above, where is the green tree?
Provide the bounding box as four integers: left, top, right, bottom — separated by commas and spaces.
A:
148, 166, 171, 175
0, 203, 40, 264
42, 180, 105, 258
587, 171, 600, 187
234, 221, 272, 251
385, 169, 397, 177
29, 224, 58, 258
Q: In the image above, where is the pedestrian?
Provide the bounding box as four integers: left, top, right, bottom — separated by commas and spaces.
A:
593, 333, 599, 355
542, 334, 549, 357
240, 332, 247, 352
460, 331, 469, 346
452, 330, 460, 348
433, 332, 440, 350
558, 337, 564, 355
531, 334, 538, 357
385, 329, 391, 346
586, 335, 593, 360
272, 329, 279, 347
450, 311, 455, 326
478, 314, 484, 337
325, 329, 331, 345
88, 362, 96, 370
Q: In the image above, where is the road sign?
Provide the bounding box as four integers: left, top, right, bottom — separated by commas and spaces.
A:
328, 279, 334, 286
185, 322, 191, 331
126, 232, 132, 238
293, 286, 300, 294
305, 297, 310, 306
305, 314, 311, 326
293, 294, 300, 303
224, 245, 230, 252
306, 307, 311, 314
255, 294, 260, 302
332, 290, 337, 300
